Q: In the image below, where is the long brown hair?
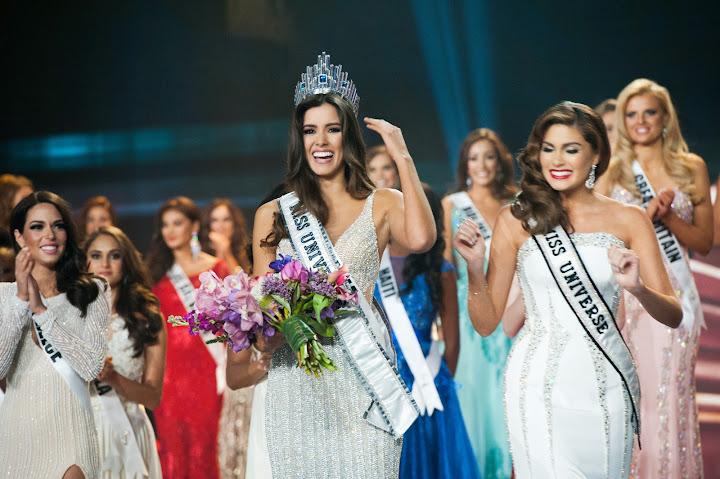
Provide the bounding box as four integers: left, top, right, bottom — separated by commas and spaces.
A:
0, 174, 33, 231
146, 196, 202, 284
453, 128, 517, 200
11, 191, 104, 316
605, 79, 698, 203
84, 226, 163, 357
199, 198, 250, 267
262, 93, 374, 248
511, 101, 610, 235
77, 195, 117, 241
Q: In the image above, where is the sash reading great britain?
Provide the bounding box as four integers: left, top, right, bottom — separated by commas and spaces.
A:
167, 263, 227, 394
377, 249, 443, 415
278, 192, 418, 437
449, 192, 492, 262
533, 226, 640, 440
32, 306, 92, 414
632, 160, 699, 330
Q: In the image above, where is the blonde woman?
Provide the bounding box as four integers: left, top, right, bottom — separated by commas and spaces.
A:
597, 78, 713, 478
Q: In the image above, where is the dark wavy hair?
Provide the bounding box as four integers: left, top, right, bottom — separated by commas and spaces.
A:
511, 101, 610, 235
400, 184, 446, 311
85, 226, 163, 357
146, 196, 202, 284
11, 191, 104, 316
262, 93, 374, 248
453, 128, 517, 200
199, 198, 250, 267
77, 196, 117, 240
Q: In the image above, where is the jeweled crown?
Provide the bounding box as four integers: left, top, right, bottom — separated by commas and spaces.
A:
294, 52, 359, 115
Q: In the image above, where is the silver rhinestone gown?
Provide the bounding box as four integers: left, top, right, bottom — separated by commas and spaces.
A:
262, 191, 403, 478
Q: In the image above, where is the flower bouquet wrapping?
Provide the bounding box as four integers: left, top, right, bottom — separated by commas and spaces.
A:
168, 254, 358, 377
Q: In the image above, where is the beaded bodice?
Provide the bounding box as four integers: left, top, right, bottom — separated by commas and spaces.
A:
107, 313, 145, 383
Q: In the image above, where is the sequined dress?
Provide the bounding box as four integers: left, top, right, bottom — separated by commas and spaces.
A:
612, 186, 703, 478
258, 191, 403, 478
451, 203, 514, 478
152, 259, 230, 479
507, 233, 634, 478
0, 280, 111, 478
376, 257, 480, 479
90, 313, 162, 478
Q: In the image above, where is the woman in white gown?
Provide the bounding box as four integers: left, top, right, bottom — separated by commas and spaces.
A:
226, 52, 435, 479
453, 102, 682, 478
85, 226, 165, 478
0, 191, 111, 479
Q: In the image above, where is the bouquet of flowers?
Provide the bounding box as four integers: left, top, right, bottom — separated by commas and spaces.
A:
168, 254, 358, 377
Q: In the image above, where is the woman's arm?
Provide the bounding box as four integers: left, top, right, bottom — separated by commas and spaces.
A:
365, 118, 436, 253
33, 279, 111, 381
656, 155, 713, 254
0, 283, 31, 379
614, 206, 682, 328
441, 197, 456, 263
454, 209, 519, 337
501, 273, 525, 338
438, 269, 459, 376
226, 347, 272, 390
97, 320, 167, 410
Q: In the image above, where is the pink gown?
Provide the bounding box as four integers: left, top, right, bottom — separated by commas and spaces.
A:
612, 186, 703, 478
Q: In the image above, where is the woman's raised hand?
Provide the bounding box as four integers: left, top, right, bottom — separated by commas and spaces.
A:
608, 245, 643, 295
364, 118, 410, 163
14, 247, 33, 302
452, 219, 487, 270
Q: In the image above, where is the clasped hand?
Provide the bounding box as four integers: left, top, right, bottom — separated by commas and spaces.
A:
645, 188, 675, 222
607, 245, 643, 295
452, 218, 487, 270
14, 247, 45, 315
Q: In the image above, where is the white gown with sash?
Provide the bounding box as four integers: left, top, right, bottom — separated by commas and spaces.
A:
252, 191, 404, 479
0, 280, 111, 478
506, 233, 634, 478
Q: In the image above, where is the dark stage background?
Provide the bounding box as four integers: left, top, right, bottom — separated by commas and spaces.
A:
2, 1, 720, 473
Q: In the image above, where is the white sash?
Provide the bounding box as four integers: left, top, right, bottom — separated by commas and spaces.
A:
93, 379, 149, 478
32, 319, 92, 413
450, 191, 492, 262
278, 192, 418, 437
534, 226, 641, 440
631, 161, 702, 330
377, 249, 443, 416
167, 263, 227, 394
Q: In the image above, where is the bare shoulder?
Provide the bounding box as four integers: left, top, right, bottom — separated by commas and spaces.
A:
255, 199, 280, 221
441, 194, 455, 209
687, 153, 710, 179
598, 195, 650, 244
496, 205, 527, 248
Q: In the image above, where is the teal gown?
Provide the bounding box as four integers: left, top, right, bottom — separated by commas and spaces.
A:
451, 204, 514, 479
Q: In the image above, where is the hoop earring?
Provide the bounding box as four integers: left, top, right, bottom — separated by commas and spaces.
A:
585, 165, 597, 189
191, 231, 201, 261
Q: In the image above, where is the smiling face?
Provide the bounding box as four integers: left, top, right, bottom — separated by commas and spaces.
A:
209, 204, 234, 238
14, 203, 68, 270
466, 140, 499, 187
367, 153, 398, 188
624, 93, 667, 147
85, 205, 113, 234
539, 124, 598, 193
86, 234, 123, 289
161, 209, 197, 251
303, 103, 345, 179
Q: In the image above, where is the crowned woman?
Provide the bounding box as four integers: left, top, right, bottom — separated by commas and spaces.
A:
226, 53, 436, 478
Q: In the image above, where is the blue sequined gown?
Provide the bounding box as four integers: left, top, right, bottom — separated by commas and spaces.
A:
451, 205, 514, 478
376, 256, 480, 479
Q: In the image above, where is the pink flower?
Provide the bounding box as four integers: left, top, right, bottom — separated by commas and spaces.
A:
280, 260, 309, 283
194, 270, 229, 313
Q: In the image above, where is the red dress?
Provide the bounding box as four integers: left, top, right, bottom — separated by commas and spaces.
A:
152, 260, 230, 479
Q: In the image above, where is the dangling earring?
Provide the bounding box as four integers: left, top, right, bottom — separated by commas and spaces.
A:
585, 164, 597, 189
662, 126, 667, 139
191, 231, 201, 261
466, 177, 472, 188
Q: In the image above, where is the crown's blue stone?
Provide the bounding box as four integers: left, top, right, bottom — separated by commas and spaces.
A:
300, 83, 306, 90
319, 74, 327, 84
342, 81, 348, 87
